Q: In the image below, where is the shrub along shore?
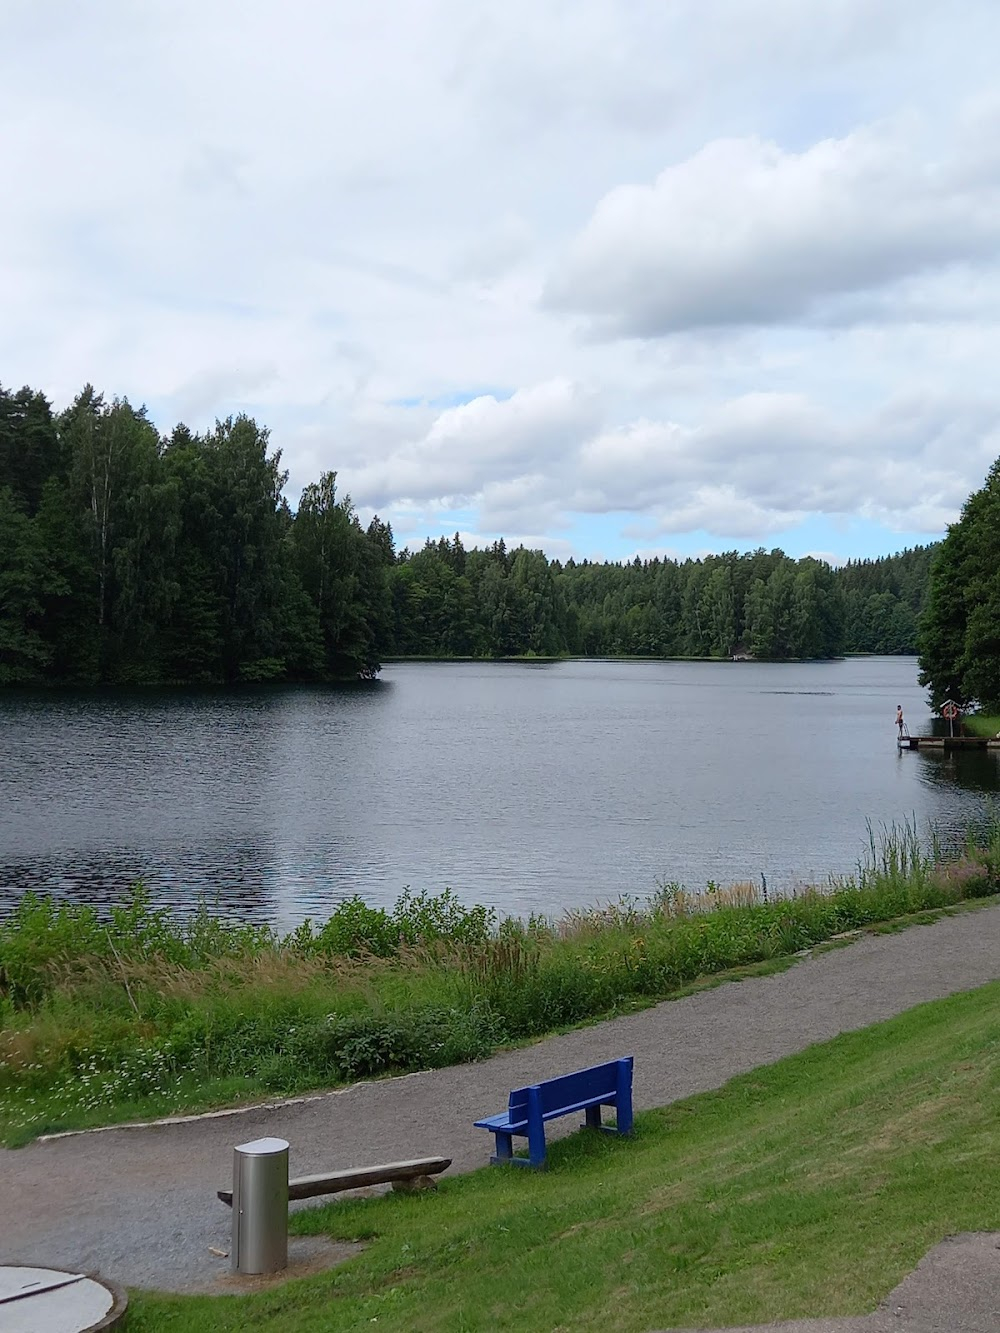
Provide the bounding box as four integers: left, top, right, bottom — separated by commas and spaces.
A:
2, 821, 999, 1146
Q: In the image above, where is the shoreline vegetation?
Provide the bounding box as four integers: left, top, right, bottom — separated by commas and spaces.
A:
3, 822, 1000, 1147
2, 382, 929, 690
963, 713, 1000, 737
0, 651, 913, 688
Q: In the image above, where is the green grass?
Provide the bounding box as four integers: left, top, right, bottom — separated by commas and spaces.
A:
127, 979, 1000, 1331
4, 820, 1000, 1145
963, 713, 1000, 737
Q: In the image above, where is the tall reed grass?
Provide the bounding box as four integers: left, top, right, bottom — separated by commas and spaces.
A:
3, 818, 999, 1142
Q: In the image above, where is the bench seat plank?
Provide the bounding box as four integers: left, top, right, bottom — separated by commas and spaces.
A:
218, 1155, 451, 1207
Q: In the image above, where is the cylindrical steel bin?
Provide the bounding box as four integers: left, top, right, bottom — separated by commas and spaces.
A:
231, 1136, 289, 1274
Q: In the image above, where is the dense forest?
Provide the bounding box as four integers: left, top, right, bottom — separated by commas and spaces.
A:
0, 382, 932, 685
391, 535, 932, 660
919, 456, 1000, 709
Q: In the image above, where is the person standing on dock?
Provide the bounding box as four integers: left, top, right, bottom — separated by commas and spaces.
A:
896, 704, 905, 736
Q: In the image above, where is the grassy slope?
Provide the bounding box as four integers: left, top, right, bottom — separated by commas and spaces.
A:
964, 714, 1000, 737
129, 977, 1000, 1333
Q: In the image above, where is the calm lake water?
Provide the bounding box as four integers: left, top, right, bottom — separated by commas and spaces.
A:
2, 657, 998, 928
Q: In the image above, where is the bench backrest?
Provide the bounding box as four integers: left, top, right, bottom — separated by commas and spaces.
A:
508, 1058, 630, 1119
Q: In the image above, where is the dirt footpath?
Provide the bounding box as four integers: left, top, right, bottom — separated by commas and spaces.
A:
4, 905, 1000, 1292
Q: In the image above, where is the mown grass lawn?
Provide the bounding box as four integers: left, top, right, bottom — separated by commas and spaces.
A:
964, 713, 1000, 737
129, 978, 1000, 1332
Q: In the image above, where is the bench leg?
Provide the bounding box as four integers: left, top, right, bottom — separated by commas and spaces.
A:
527, 1086, 547, 1169
491, 1132, 536, 1168
585, 1105, 602, 1131
615, 1057, 634, 1135
526, 1131, 547, 1169
490, 1131, 514, 1165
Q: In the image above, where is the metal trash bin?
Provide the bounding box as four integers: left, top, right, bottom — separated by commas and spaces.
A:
231, 1136, 289, 1274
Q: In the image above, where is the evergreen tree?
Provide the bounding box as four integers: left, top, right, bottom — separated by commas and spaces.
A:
0, 488, 57, 682
206, 415, 290, 681
0, 384, 60, 515
159, 426, 227, 681
919, 462, 1000, 708
290, 472, 387, 678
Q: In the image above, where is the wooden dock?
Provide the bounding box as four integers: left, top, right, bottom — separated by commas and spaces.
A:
899, 735, 1000, 750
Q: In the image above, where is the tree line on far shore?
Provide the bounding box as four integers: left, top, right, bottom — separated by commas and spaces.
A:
391, 534, 930, 661
0, 381, 932, 686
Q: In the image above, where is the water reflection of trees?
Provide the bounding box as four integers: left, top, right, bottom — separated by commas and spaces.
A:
916, 751, 1000, 796
0, 843, 278, 923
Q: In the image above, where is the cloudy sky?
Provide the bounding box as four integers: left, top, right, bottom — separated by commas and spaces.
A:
3, 0, 1000, 564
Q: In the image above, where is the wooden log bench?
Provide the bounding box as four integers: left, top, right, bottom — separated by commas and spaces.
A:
218, 1156, 451, 1207
474, 1056, 633, 1169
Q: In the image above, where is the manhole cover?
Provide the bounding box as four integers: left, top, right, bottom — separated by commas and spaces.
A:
0, 1267, 126, 1332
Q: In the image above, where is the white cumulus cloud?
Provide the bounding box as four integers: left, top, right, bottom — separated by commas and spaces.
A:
3, 0, 1000, 558
546, 120, 1000, 336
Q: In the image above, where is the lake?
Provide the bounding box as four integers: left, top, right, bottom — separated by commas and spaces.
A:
2, 657, 998, 928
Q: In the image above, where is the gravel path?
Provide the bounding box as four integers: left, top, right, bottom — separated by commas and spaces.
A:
4, 905, 1000, 1293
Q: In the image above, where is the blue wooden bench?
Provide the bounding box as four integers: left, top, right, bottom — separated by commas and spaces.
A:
474, 1056, 633, 1169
